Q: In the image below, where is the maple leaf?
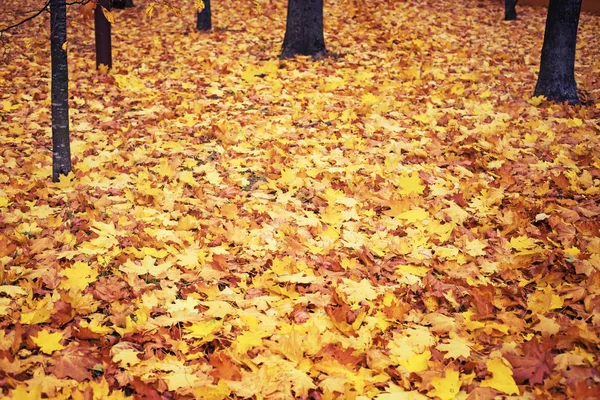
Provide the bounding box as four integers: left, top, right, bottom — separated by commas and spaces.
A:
429, 369, 461, 400
397, 207, 430, 224
2, 0, 599, 397
504, 336, 556, 385
399, 350, 431, 373
9, 384, 43, 400
338, 278, 378, 304
51, 342, 98, 382
480, 357, 520, 395
111, 342, 141, 368
59, 261, 98, 291
436, 334, 472, 359
20, 298, 53, 325
210, 351, 242, 381
397, 171, 426, 195
184, 319, 223, 343
233, 329, 270, 356
31, 330, 64, 354
532, 314, 560, 336
527, 286, 564, 314
164, 368, 212, 391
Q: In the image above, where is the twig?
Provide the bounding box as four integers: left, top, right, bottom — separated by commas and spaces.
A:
0, 0, 51, 34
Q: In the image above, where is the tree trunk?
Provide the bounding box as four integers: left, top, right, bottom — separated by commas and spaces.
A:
113, 0, 134, 9
505, 0, 517, 20
50, 0, 72, 182
196, 0, 212, 31
533, 0, 582, 104
280, 0, 326, 59
95, 0, 112, 70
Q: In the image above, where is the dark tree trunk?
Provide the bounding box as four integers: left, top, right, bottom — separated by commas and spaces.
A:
280, 0, 326, 59
196, 0, 212, 31
533, 0, 582, 104
95, 0, 112, 70
113, 0, 134, 9
50, 0, 72, 182
505, 0, 517, 20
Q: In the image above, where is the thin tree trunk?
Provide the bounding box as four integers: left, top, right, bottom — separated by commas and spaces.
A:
196, 0, 212, 31
505, 0, 517, 20
533, 0, 582, 104
95, 0, 112, 70
50, 0, 71, 182
280, 0, 326, 59
113, 0, 134, 9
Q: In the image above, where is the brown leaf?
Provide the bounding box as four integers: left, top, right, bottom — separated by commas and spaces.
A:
51, 342, 98, 381
209, 351, 242, 381
504, 336, 556, 385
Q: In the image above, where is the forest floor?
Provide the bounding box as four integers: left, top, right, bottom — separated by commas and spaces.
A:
0, 0, 599, 398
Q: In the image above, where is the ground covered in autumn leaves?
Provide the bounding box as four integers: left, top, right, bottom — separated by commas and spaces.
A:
1, 0, 600, 398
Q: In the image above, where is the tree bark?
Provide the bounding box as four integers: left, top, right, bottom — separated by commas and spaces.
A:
196, 0, 212, 31
50, 0, 72, 182
95, 0, 112, 70
113, 0, 134, 9
533, 0, 582, 104
280, 0, 326, 59
505, 0, 517, 20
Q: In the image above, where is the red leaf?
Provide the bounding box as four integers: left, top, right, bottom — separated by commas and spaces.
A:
504, 336, 555, 385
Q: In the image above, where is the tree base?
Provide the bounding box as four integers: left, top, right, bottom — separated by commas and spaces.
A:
280, 48, 327, 60
533, 86, 580, 105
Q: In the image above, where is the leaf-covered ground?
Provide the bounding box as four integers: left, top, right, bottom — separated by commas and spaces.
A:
1, 0, 599, 398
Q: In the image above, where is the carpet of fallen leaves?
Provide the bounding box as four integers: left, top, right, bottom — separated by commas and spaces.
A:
1, 0, 600, 398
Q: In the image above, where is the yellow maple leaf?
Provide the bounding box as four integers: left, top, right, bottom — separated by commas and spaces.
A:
436, 335, 472, 359
0, 285, 26, 297
399, 350, 431, 372
464, 238, 487, 257
10, 384, 42, 400
184, 320, 223, 343
397, 172, 425, 195
429, 369, 461, 400
233, 330, 269, 356
564, 246, 580, 258
396, 264, 430, 277
20, 308, 52, 325
532, 314, 560, 336
165, 368, 210, 391
200, 301, 236, 319
480, 358, 519, 395
60, 261, 98, 291
338, 278, 378, 304
191, 380, 231, 399
397, 208, 429, 224
32, 330, 64, 354
55, 171, 75, 189
120, 256, 172, 277
528, 95, 546, 106
79, 315, 113, 335
112, 348, 141, 368
509, 236, 542, 255
527, 286, 563, 314
317, 187, 346, 205
361, 92, 380, 105
375, 388, 428, 399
